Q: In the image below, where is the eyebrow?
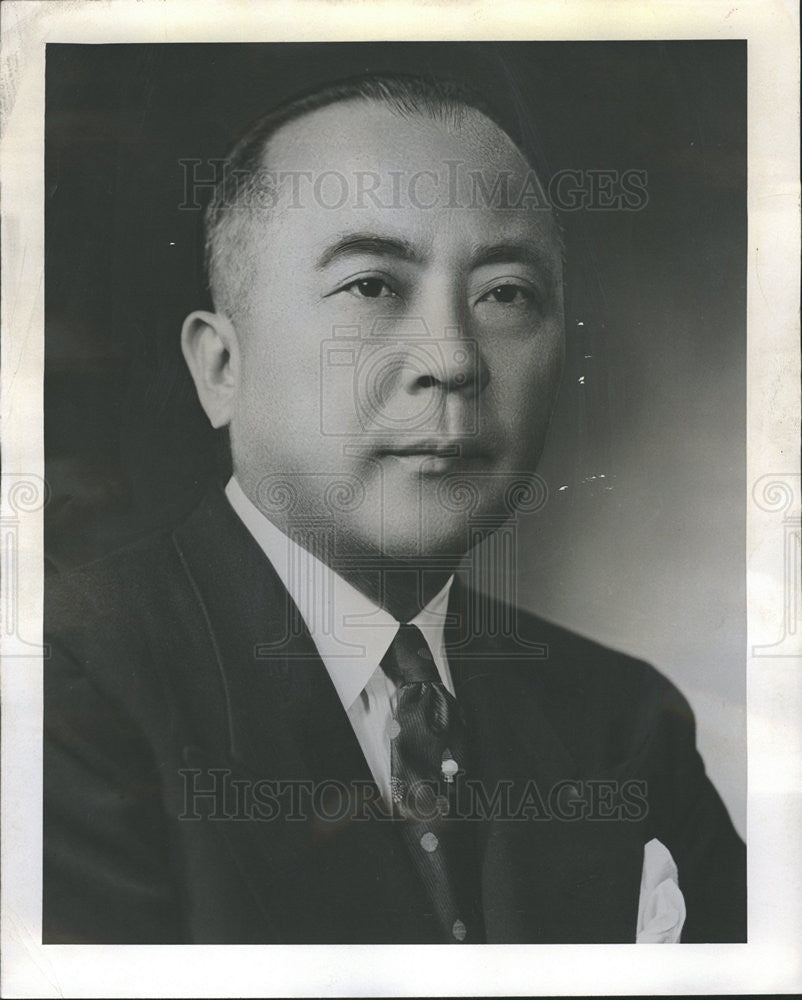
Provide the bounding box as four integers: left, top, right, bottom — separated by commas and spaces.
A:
314, 231, 559, 278
315, 233, 420, 270
468, 241, 559, 280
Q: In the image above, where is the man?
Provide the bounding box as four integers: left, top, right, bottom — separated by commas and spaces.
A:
43, 73, 746, 944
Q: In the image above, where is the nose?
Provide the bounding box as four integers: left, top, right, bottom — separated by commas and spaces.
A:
409, 338, 481, 396
402, 289, 488, 398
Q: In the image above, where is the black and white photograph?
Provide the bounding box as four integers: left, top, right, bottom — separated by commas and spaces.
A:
1, 2, 799, 997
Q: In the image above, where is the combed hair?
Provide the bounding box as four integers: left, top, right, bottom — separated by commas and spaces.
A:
204, 72, 540, 321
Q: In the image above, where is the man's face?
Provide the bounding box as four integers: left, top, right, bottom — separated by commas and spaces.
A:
228, 99, 564, 560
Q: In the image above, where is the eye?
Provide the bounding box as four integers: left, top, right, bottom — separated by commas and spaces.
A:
343, 277, 397, 299
477, 283, 534, 305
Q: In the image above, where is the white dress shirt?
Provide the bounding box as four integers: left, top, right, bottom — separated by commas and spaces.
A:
225, 476, 454, 806
225, 476, 685, 941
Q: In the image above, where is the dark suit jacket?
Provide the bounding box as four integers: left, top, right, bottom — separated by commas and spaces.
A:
43, 487, 746, 944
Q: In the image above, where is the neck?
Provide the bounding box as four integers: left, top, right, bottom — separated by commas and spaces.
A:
231, 476, 460, 621
280, 520, 457, 620
295, 528, 457, 619
337, 560, 456, 622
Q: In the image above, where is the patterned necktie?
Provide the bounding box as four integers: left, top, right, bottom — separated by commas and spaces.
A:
380, 622, 480, 943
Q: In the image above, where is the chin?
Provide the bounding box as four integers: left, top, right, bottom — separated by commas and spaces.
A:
376, 534, 468, 564
338, 481, 515, 562
374, 510, 483, 564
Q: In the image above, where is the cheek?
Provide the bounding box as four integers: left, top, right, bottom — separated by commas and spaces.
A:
493, 328, 564, 413
230, 346, 298, 463
236, 308, 323, 415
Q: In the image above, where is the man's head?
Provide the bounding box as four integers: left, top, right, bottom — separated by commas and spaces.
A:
182, 73, 565, 565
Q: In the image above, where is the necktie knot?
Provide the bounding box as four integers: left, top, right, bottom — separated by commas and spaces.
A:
380, 622, 440, 686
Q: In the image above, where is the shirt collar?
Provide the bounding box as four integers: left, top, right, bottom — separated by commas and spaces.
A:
224, 477, 454, 709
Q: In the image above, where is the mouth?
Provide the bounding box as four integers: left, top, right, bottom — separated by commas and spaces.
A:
376, 441, 488, 469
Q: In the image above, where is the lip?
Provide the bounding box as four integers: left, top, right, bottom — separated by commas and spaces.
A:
377, 441, 488, 463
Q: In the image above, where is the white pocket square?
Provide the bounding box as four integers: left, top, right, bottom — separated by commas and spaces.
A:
636, 838, 686, 943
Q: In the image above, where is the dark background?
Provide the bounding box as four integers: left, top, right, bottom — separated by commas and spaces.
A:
45, 41, 746, 831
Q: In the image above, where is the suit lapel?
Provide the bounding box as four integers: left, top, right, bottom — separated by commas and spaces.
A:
172, 487, 371, 781
445, 577, 643, 943
171, 488, 442, 942
446, 575, 579, 787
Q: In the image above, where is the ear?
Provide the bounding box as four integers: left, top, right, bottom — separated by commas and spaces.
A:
180, 310, 240, 429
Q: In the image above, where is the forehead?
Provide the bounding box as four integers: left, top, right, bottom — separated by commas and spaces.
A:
249, 99, 560, 259
267, 98, 523, 173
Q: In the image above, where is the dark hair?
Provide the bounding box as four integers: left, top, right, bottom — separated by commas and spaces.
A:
204, 72, 545, 320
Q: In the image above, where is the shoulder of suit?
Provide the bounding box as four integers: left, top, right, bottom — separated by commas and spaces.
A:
464, 590, 692, 722
490, 599, 698, 767
45, 486, 235, 632
46, 521, 181, 631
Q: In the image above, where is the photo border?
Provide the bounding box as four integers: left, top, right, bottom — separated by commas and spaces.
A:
2, 1, 800, 996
